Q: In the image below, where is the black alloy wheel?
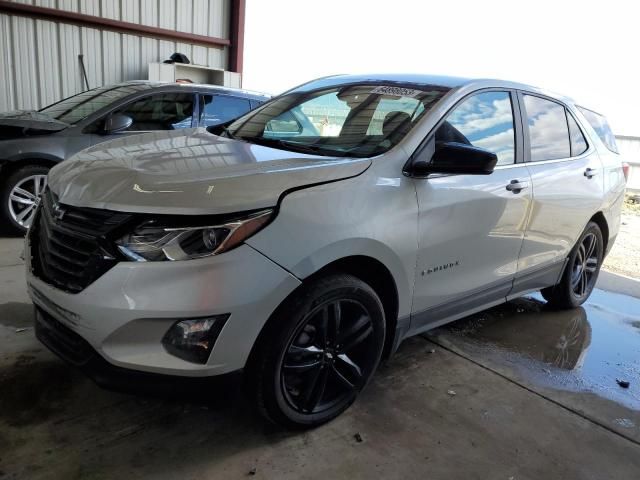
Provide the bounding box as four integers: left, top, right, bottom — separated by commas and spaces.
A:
542, 221, 603, 309
570, 232, 599, 299
249, 274, 386, 428
281, 298, 375, 415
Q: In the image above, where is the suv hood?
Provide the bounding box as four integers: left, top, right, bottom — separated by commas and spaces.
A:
0, 110, 68, 131
48, 129, 371, 215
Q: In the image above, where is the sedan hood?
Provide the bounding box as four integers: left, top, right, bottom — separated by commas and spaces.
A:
48, 129, 371, 215
0, 110, 68, 131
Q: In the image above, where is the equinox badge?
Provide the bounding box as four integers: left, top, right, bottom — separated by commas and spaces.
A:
423, 260, 460, 276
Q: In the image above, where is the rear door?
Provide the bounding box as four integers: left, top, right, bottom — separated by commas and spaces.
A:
410, 90, 532, 331
511, 93, 604, 296
198, 94, 252, 127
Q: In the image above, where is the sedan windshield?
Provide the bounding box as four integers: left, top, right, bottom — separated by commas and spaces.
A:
225, 83, 449, 157
39, 84, 154, 125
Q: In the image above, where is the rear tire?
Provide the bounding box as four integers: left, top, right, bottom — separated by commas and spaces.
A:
1, 165, 49, 235
541, 221, 603, 309
247, 274, 386, 429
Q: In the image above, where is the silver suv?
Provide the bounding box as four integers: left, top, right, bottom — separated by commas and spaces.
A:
25, 74, 625, 428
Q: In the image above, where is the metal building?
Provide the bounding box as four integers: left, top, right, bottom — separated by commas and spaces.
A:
0, 0, 245, 112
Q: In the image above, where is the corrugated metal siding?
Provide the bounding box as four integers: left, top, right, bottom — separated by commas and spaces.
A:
0, 0, 230, 112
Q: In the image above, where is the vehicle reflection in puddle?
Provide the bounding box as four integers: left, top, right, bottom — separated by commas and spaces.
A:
430, 289, 640, 410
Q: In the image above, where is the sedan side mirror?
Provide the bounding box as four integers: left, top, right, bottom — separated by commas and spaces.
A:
408, 140, 498, 176
103, 113, 133, 134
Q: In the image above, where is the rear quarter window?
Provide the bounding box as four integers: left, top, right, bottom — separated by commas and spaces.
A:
577, 107, 618, 153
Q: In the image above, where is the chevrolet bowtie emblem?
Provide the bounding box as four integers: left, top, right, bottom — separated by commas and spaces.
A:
52, 201, 65, 220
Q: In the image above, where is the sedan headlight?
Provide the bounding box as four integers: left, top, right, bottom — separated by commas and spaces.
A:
116, 210, 272, 261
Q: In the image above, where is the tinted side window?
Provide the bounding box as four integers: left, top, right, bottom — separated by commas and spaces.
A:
567, 112, 588, 156
435, 91, 515, 165
200, 95, 251, 127
116, 93, 195, 131
577, 107, 619, 153
523, 95, 570, 161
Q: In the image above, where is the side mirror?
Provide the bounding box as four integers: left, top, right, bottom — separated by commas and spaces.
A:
408, 140, 498, 176
103, 113, 133, 134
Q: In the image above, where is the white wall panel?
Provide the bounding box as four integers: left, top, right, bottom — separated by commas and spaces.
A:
2, 0, 232, 110
36, 19, 61, 106
209, 0, 228, 39
140, 0, 158, 27
140, 36, 158, 79
0, 15, 15, 112
58, 23, 82, 98
192, 0, 208, 35
192, 45, 208, 66
207, 47, 224, 70
122, 0, 140, 23
79, 0, 100, 16
11, 16, 39, 110
80, 27, 103, 89
158, 0, 176, 30
101, 0, 119, 20
57, 0, 78, 13
122, 34, 142, 80
176, 0, 193, 32
102, 30, 122, 85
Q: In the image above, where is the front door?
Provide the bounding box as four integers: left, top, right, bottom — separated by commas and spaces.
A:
410, 90, 531, 332
84, 92, 197, 149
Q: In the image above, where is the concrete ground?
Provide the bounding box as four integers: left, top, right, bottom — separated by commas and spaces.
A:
1, 236, 639, 479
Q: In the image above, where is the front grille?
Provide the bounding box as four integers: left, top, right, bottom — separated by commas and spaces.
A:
30, 189, 132, 293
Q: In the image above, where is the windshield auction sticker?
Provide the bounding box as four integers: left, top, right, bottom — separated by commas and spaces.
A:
370, 86, 422, 97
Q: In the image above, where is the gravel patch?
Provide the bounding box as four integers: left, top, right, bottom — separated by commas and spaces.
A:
603, 197, 640, 279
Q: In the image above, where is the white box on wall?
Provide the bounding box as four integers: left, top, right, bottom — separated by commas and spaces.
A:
148, 62, 241, 88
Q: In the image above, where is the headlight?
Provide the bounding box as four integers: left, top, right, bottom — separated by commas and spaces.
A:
116, 209, 272, 261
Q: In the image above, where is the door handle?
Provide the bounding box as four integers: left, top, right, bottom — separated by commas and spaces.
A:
584, 167, 599, 179
506, 179, 529, 193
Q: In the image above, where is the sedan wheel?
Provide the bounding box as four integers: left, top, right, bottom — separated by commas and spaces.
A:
8, 174, 47, 229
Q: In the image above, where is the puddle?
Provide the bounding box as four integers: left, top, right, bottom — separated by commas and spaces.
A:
430, 289, 640, 410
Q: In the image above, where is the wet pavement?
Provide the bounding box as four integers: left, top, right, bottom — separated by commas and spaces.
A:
1, 236, 640, 479
429, 288, 640, 410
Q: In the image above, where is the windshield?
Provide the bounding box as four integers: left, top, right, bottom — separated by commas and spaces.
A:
225, 83, 449, 157
39, 84, 154, 125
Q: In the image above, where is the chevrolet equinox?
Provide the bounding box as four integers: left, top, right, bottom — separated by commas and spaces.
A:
26, 74, 625, 428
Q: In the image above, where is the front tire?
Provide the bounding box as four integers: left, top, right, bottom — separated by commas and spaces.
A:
248, 274, 386, 428
541, 221, 603, 309
1, 165, 49, 235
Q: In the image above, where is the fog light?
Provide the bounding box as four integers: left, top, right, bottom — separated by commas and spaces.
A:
162, 314, 230, 364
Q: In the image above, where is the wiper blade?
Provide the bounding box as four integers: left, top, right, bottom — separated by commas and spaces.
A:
238, 136, 346, 157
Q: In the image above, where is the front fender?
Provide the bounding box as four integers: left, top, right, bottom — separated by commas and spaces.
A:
246, 165, 419, 319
